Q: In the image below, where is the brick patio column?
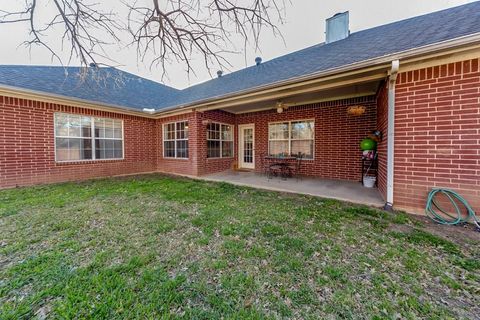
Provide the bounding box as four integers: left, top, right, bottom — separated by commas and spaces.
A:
189, 111, 205, 176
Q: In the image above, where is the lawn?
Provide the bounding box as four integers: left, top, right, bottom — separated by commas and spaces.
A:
0, 174, 479, 319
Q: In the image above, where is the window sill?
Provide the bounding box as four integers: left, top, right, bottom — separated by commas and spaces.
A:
266, 157, 315, 161
206, 157, 235, 160
163, 157, 190, 161
55, 158, 125, 165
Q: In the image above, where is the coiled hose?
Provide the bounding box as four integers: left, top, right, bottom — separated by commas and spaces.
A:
425, 188, 480, 230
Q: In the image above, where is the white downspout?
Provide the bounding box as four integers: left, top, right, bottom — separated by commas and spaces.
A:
385, 60, 400, 211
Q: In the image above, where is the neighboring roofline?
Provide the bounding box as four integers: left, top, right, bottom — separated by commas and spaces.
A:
155, 32, 480, 115
0, 83, 156, 118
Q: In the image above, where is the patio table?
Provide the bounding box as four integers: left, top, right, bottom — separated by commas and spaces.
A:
264, 156, 298, 179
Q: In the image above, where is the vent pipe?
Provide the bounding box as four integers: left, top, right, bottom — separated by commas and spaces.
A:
255, 57, 262, 66
217, 70, 223, 78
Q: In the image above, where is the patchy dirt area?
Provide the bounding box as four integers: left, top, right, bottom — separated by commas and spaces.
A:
391, 213, 479, 248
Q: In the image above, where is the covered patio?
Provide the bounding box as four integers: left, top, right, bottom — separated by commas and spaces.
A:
202, 170, 384, 207
194, 65, 390, 208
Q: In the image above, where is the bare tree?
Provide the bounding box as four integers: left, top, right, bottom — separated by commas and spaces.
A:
0, 0, 285, 78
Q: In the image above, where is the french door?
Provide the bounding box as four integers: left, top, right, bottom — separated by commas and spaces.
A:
238, 124, 255, 169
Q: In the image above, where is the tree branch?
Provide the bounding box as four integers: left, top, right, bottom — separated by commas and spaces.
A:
1, 0, 286, 80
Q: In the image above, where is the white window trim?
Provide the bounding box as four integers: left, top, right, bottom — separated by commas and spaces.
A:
163, 121, 189, 159
268, 119, 315, 160
54, 113, 124, 163
206, 122, 235, 159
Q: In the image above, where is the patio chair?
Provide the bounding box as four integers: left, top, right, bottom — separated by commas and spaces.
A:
269, 162, 286, 179
259, 153, 271, 177
287, 152, 304, 181
261, 153, 282, 179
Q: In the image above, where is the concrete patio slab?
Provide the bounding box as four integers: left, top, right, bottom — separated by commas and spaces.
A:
202, 170, 384, 208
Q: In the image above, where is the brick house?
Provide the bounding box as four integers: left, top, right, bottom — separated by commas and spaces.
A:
1, 2, 479, 214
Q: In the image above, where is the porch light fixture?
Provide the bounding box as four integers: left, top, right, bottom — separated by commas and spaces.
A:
347, 105, 366, 116
276, 101, 285, 113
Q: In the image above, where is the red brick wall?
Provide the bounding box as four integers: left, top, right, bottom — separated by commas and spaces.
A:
5, 58, 478, 216
0, 95, 157, 189
0, 100, 246, 187
155, 97, 378, 182
394, 58, 480, 213
156, 112, 200, 176
237, 96, 377, 181
376, 81, 388, 201
155, 110, 237, 176
197, 110, 236, 175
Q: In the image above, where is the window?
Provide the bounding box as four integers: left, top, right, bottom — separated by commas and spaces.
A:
55, 113, 123, 162
268, 120, 314, 159
94, 118, 124, 159
163, 121, 189, 158
207, 123, 233, 158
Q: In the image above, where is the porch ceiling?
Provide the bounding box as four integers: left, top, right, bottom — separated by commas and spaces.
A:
219, 80, 381, 114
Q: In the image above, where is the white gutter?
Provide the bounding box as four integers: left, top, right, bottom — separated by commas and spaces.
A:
385, 60, 400, 211
0, 83, 152, 117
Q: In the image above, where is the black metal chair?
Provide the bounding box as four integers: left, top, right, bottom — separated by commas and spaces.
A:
269, 162, 286, 179
260, 153, 272, 178
287, 152, 304, 181
262, 153, 283, 179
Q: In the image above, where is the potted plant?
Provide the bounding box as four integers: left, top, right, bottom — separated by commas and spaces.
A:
360, 137, 377, 188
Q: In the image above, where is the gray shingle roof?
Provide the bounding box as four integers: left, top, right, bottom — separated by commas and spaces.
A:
1, 1, 479, 112
0, 66, 180, 111
164, 1, 480, 109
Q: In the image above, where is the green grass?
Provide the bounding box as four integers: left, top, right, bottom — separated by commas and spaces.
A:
1, 174, 479, 319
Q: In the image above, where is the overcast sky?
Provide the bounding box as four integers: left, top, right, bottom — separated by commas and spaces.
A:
0, 0, 476, 89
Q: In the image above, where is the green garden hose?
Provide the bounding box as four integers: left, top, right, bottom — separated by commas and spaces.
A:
425, 188, 480, 230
